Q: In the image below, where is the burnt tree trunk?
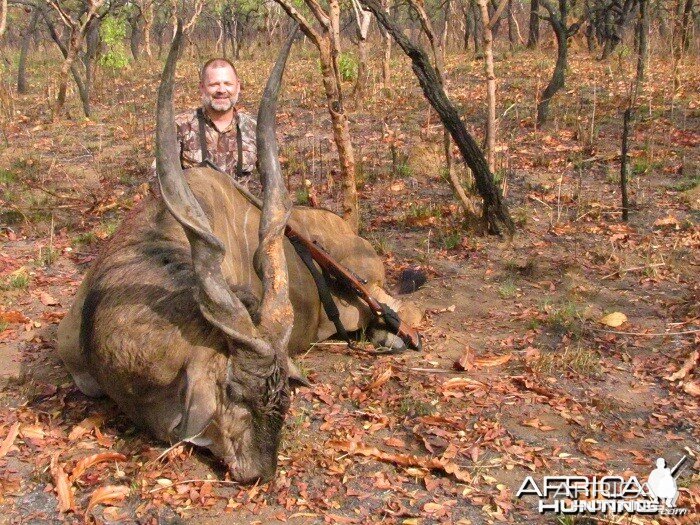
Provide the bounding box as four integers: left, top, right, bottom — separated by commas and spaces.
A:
463, 3, 471, 50
537, 0, 568, 125
635, 0, 648, 92
17, 8, 39, 94
527, 0, 540, 47
360, 0, 515, 236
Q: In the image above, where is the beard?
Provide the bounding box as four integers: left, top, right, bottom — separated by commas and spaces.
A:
203, 93, 237, 113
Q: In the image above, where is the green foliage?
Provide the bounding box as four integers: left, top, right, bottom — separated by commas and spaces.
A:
337, 53, 358, 82
671, 173, 700, 192
295, 187, 310, 205
441, 231, 462, 250
1, 269, 29, 291
99, 16, 131, 70
0, 169, 16, 184
72, 232, 98, 247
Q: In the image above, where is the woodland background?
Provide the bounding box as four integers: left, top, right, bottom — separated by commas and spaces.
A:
0, 0, 698, 523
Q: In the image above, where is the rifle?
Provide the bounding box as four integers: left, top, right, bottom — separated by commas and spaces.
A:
199, 160, 422, 352
285, 226, 422, 351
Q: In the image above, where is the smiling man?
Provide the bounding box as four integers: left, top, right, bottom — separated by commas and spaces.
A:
175, 58, 258, 186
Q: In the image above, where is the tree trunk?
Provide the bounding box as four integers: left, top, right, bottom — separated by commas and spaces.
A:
351, 0, 372, 98
471, 0, 484, 54
380, 0, 392, 87
129, 11, 142, 60
84, 17, 101, 102
507, 0, 515, 49
620, 107, 631, 221
55, 30, 82, 117
463, 4, 471, 50
18, 9, 39, 94
440, 0, 450, 64
635, 0, 648, 94
527, 0, 539, 47
318, 43, 358, 231
679, 0, 694, 52
360, 0, 515, 236
477, 0, 497, 171
42, 12, 91, 118
537, 0, 567, 125
0, 0, 7, 38
143, 1, 153, 57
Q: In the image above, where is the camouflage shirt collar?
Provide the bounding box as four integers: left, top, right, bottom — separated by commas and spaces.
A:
201, 107, 239, 134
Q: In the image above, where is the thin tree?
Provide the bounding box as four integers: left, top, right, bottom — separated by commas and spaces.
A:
273, 0, 359, 232
17, 8, 39, 93
536, 0, 583, 125
406, 0, 478, 219
136, 0, 154, 57
46, 0, 105, 118
379, 0, 392, 87
527, 0, 539, 47
350, 0, 372, 98
0, 0, 7, 37
477, 0, 509, 171
360, 0, 515, 236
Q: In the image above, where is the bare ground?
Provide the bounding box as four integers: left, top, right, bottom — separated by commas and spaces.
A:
1, 45, 699, 524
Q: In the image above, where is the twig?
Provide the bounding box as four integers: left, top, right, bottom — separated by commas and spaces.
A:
602, 263, 665, 279
591, 328, 699, 337
154, 440, 188, 462
149, 478, 239, 494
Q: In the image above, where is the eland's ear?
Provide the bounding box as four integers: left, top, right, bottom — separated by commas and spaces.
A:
177, 367, 216, 442
287, 358, 311, 390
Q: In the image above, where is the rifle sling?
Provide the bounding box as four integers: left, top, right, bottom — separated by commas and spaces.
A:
196, 108, 209, 165
287, 236, 354, 347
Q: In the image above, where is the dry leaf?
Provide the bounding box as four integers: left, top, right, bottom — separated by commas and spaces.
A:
365, 367, 392, 391
653, 215, 679, 228
423, 502, 444, 513
0, 422, 20, 458
85, 485, 130, 517
442, 377, 484, 390
39, 292, 59, 306
682, 381, 700, 397
385, 437, 405, 448
474, 354, 512, 368
0, 310, 30, 324
71, 452, 127, 482
20, 425, 45, 440
454, 347, 475, 371
599, 312, 627, 327
666, 351, 699, 381
50, 454, 75, 513
68, 415, 106, 441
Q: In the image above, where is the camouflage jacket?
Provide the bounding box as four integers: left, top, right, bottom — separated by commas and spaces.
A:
176, 107, 258, 179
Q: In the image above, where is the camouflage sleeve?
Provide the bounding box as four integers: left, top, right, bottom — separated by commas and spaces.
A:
238, 112, 258, 175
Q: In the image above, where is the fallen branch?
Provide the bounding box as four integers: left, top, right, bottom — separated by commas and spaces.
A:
590, 328, 699, 337
602, 263, 665, 279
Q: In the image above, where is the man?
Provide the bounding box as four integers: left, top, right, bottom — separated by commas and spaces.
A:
151, 58, 258, 192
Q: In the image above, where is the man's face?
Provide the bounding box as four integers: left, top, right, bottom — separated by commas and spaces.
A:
200, 64, 240, 114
